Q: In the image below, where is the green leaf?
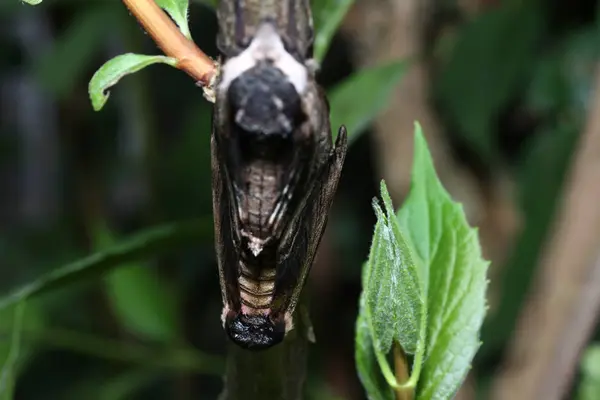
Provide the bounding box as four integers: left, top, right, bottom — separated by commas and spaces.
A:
21, 0, 42, 5
397, 123, 489, 399
356, 181, 425, 396
435, 3, 542, 161
311, 0, 354, 63
89, 53, 177, 111
578, 344, 600, 400
356, 221, 395, 400
329, 60, 409, 144
156, 0, 192, 39
0, 302, 26, 400
33, 6, 117, 100
368, 183, 423, 355
0, 219, 211, 311
93, 222, 181, 343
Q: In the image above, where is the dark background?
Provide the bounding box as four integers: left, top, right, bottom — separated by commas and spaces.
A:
1, 0, 599, 399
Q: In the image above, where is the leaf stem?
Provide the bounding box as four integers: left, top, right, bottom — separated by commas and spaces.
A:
393, 342, 413, 400
120, 0, 217, 87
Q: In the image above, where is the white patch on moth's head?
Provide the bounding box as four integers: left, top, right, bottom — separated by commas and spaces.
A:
218, 22, 308, 94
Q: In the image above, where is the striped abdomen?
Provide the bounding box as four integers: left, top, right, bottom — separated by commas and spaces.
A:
238, 259, 276, 311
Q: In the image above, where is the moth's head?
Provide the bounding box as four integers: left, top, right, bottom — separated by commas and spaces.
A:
224, 312, 286, 350
218, 22, 308, 137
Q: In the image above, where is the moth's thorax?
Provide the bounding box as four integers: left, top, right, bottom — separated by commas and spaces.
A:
216, 0, 314, 61
217, 21, 314, 258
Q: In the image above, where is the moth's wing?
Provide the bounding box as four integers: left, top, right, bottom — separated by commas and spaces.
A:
211, 123, 242, 312
273, 125, 348, 315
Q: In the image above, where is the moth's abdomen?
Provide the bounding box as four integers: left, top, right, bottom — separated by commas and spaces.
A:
237, 158, 287, 241
224, 259, 284, 351
238, 262, 276, 310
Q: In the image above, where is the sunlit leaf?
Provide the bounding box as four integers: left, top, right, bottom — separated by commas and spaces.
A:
398, 123, 489, 399
329, 60, 409, 144
356, 180, 425, 397
21, 0, 42, 4
577, 344, 600, 400
368, 182, 423, 356
355, 221, 395, 400
357, 123, 488, 400
89, 53, 177, 111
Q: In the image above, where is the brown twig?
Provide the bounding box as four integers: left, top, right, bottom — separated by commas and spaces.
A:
121, 0, 218, 88
491, 65, 600, 400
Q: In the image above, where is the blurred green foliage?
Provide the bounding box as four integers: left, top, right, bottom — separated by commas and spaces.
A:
578, 344, 600, 400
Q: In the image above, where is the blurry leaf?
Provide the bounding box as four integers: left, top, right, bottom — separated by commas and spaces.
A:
577, 344, 600, 400
0, 302, 25, 400
98, 369, 162, 400
329, 60, 409, 144
307, 378, 349, 400
64, 368, 162, 400
37, 326, 223, 375
527, 27, 598, 117
93, 223, 180, 343
157, 0, 192, 39
311, 0, 354, 63
397, 123, 489, 399
436, 3, 543, 161
157, 101, 213, 219
22, 0, 42, 4
0, 219, 211, 310
190, 0, 217, 8
89, 53, 177, 111
0, 301, 44, 366
481, 122, 579, 356
0, 301, 44, 399
33, 6, 117, 100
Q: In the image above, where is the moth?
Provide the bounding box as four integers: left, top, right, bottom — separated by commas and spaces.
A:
211, 0, 348, 350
